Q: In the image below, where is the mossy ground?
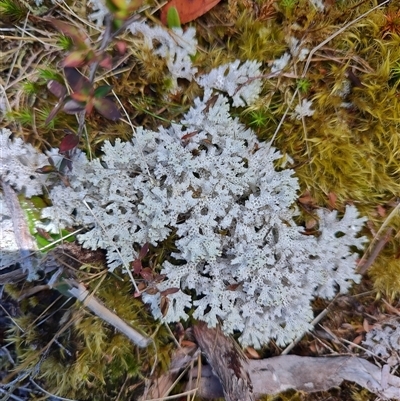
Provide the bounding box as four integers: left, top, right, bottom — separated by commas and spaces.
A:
0, 0, 399, 400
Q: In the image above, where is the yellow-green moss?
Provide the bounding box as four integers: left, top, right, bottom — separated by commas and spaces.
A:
5, 274, 172, 400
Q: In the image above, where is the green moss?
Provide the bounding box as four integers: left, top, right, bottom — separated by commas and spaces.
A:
5, 274, 172, 400
0, 0, 28, 23
2, 1, 400, 398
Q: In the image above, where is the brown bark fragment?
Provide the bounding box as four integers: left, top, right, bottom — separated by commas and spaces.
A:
193, 321, 255, 401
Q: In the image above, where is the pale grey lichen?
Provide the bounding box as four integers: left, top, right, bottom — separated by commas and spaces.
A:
0, 23, 367, 346
127, 22, 198, 93
37, 83, 367, 347
363, 319, 400, 361
0, 129, 59, 197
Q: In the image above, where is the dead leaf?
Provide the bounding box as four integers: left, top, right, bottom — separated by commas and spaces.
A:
327, 192, 337, 209
160, 0, 222, 25
363, 318, 371, 333
245, 347, 261, 359
352, 334, 364, 345
305, 218, 317, 230
377, 204, 386, 217
298, 190, 317, 207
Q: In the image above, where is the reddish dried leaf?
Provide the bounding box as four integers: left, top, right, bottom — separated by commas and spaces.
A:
115, 40, 127, 55
98, 53, 113, 69
93, 97, 121, 121
146, 287, 159, 295
160, 296, 169, 316
352, 334, 364, 345
59, 134, 79, 153
327, 192, 337, 209
47, 80, 67, 98
60, 174, 71, 187
160, 287, 180, 296
139, 242, 149, 259
36, 227, 53, 240
132, 259, 142, 275
298, 190, 316, 206
226, 282, 241, 291
160, 0, 222, 25
181, 130, 199, 141
153, 274, 166, 283
363, 318, 371, 333
244, 347, 261, 359
377, 204, 386, 217
204, 94, 219, 112
140, 267, 153, 281
305, 218, 317, 230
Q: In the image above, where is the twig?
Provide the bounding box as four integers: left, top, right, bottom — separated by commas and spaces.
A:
281, 306, 331, 355
357, 227, 394, 275
65, 280, 151, 348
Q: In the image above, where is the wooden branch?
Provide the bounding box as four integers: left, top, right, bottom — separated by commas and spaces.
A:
65, 280, 151, 348
186, 354, 400, 400
192, 322, 255, 401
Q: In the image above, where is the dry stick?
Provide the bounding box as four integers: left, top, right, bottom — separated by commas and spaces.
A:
281, 306, 331, 355
357, 201, 400, 274
357, 227, 394, 275
65, 280, 151, 348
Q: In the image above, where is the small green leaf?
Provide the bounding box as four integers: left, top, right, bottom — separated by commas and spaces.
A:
167, 6, 181, 28
94, 85, 113, 98
54, 281, 73, 297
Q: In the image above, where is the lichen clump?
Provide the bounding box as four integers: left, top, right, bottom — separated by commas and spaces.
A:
1, 51, 368, 347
